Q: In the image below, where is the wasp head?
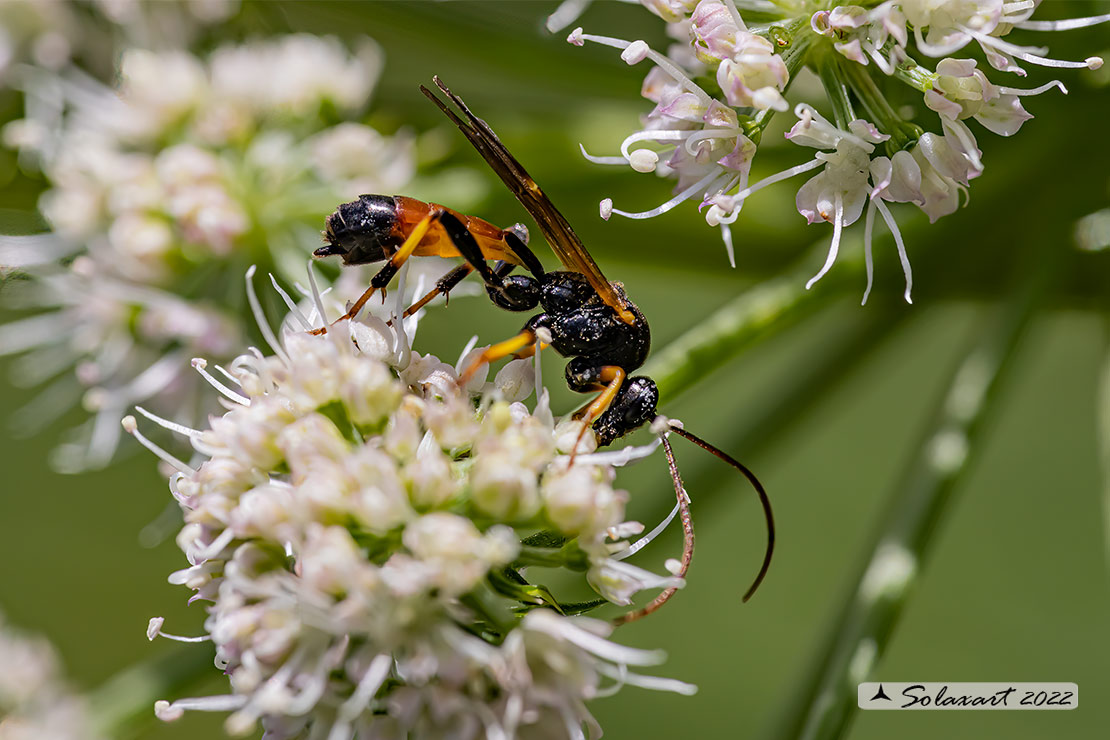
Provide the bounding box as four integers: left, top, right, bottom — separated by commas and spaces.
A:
315, 194, 399, 266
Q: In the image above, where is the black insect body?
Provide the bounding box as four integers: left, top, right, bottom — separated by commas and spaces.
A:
313, 77, 775, 607
525, 275, 657, 447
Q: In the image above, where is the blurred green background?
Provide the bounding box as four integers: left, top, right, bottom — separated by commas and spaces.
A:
1, 2, 1108, 739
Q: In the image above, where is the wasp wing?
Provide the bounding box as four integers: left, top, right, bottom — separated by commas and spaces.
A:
421, 77, 635, 325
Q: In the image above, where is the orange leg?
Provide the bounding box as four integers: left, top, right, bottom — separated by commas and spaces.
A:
611, 434, 693, 625
510, 341, 550, 360
458, 329, 536, 386
311, 209, 441, 335
402, 264, 475, 319
570, 366, 625, 462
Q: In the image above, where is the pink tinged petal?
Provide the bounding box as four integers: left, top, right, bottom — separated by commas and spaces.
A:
936, 57, 979, 78
692, 1, 741, 60
751, 87, 788, 112
973, 70, 1000, 102
913, 24, 972, 58
811, 10, 832, 35
785, 104, 842, 149
919, 131, 975, 185
835, 39, 869, 65
828, 5, 868, 30
983, 45, 1025, 76
795, 171, 835, 225
717, 135, 756, 172
924, 89, 964, 120
915, 170, 961, 223
869, 156, 893, 196
657, 92, 708, 121
703, 100, 739, 128
974, 95, 1033, 136
840, 185, 868, 228
641, 66, 672, 102
716, 59, 748, 107
939, 120, 983, 177
882, 150, 924, 204
848, 120, 889, 144
884, 8, 908, 47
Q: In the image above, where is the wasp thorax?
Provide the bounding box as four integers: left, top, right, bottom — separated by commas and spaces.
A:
315, 194, 399, 265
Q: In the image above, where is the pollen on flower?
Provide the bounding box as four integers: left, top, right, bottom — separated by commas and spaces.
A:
134, 277, 693, 739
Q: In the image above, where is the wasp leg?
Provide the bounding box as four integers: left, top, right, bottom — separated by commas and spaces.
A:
402, 263, 475, 319
612, 434, 693, 625
567, 365, 625, 462
402, 255, 524, 320
437, 211, 542, 312
310, 207, 443, 335
458, 328, 536, 386
510, 339, 550, 360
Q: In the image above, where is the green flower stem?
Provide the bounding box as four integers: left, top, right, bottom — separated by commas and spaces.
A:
837, 58, 923, 153
748, 17, 813, 139
645, 301, 911, 525
892, 54, 936, 93
88, 643, 216, 740
1097, 321, 1110, 571
817, 57, 856, 128
644, 246, 856, 405
774, 274, 1043, 740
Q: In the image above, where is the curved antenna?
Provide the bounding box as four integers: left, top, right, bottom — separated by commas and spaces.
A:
612, 434, 694, 625
667, 424, 774, 602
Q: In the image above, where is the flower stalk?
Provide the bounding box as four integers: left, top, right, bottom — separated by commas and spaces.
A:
773, 260, 1048, 740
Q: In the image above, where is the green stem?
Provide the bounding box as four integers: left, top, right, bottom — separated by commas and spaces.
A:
774, 273, 1044, 740
644, 242, 856, 405
746, 17, 814, 140
817, 57, 856, 128
645, 301, 910, 525
892, 52, 937, 93
87, 643, 216, 740
1097, 320, 1110, 573
837, 58, 923, 153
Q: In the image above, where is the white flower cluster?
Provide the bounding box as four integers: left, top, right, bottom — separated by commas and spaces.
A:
570, 0, 1108, 301
136, 279, 691, 739
0, 0, 239, 83
0, 612, 103, 740
0, 35, 414, 471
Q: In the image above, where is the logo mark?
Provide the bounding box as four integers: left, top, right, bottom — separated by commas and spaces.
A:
870, 684, 892, 702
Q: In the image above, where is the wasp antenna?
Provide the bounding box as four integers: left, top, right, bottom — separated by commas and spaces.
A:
667, 424, 774, 602
612, 435, 694, 625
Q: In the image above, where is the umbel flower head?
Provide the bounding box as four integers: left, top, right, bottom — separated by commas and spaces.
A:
569, 0, 1108, 301
0, 34, 414, 471
0, 611, 104, 740
135, 271, 694, 739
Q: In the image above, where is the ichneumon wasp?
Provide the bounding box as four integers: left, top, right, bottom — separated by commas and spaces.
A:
312, 77, 775, 616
